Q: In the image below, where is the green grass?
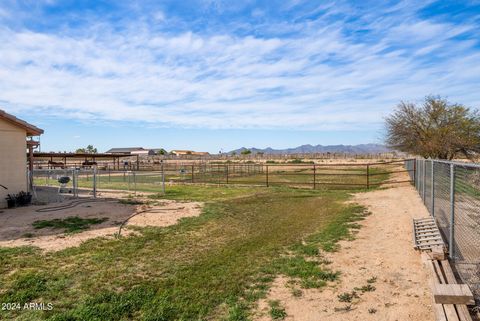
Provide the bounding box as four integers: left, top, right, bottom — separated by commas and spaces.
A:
354, 284, 376, 293
268, 300, 287, 320
1, 184, 374, 320
32, 216, 109, 233
147, 184, 265, 201
337, 291, 358, 303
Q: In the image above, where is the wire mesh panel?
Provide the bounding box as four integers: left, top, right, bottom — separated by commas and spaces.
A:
433, 162, 451, 243
453, 164, 480, 262
74, 169, 96, 197
96, 170, 135, 192
417, 159, 424, 202
404, 159, 415, 181
32, 169, 79, 202
424, 160, 432, 212
407, 159, 480, 301
453, 163, 480, 299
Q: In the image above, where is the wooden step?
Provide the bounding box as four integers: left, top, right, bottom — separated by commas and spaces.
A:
425, 258, 473, 321
433, 284, 474, 305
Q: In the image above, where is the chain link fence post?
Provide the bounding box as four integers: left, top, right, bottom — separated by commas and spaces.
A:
449, 163, 455, 260
266, 165, 269, 187
431, 160, 435, 217
133, 171, 137, 196
93, 167, 97, 199
161, 161, 166, 195
72, 169, 77, 198
422, 159, 426, 203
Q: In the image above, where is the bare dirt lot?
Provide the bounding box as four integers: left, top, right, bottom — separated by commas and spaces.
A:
254, 182, 434, 321
0, 195, 202, 251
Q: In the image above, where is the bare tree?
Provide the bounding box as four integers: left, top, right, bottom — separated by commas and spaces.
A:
385, 96, 480, 160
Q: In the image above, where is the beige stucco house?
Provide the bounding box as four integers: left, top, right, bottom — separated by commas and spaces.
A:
0, 110, 43, 208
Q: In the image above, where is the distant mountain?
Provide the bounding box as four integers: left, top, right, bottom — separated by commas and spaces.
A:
229, 144, 392, 155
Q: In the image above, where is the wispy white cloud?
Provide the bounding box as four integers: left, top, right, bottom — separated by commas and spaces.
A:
0, 0, 479, 130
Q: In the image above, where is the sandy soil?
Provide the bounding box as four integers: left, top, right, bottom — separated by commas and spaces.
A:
254, 180, 434, 320
0, 196, 202, 251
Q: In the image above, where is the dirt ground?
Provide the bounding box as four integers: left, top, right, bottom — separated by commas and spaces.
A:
254, 180, 434, 320
0, 194, 202, 251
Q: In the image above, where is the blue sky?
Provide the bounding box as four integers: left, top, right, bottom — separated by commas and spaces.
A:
0, 0, 479, 153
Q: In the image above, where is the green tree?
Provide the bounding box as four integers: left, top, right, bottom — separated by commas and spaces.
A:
385, 96, 480, 160
76, 145, 98, 154
157, 149, 167, 155
241, 149, 252, 155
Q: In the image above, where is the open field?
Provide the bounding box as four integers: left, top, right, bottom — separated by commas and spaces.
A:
1, 166, 437, 321
0, 184, 370, 320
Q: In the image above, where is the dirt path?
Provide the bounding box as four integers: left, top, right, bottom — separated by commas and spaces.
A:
255, 182, 434, 320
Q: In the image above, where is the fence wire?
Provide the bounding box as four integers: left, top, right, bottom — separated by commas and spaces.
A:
407, 158, 480, 301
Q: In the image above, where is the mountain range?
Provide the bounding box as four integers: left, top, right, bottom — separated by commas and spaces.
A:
229, 144, 392, 155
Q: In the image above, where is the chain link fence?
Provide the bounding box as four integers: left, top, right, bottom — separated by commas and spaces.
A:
406, 158, 480, 301
32, 160, 413, 201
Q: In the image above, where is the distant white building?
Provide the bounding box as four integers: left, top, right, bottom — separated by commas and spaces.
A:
106, 147, 156, 156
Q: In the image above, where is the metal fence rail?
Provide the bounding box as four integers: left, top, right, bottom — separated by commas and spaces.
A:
32, 160, 414, 199
406, 158, 480, 301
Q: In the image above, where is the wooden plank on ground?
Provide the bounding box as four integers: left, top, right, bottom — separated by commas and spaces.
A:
456, 305, 473, 321
416, 225, 439, 230
416, 227, 438, 232
417, 230, 441, 235
432, 284, 474, 305
415, 220, 436, 224
440, 260, 474, 321
427, 246, 446, 260
416, 224, 437, 228
416, 217, 435, 221
432, 261, 462, 321
444, 306, 461, 321
417, 236, 444, 242
418, 243, 445, 250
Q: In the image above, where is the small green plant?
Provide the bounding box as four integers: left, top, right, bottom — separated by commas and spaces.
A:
32, 216, 108, 233
354, 284, 376, 293
118, 198, 146, 205
289, 243, 319, 256
225, 300, 249, 321
291, 288, 302, 297
273, 256, 339, 289
367, 276, 377, 284
337, 291, 358, 303
368, 308, 377, 314
268, 300, 287, 320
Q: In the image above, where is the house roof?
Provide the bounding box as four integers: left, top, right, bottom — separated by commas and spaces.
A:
106, 147, 145, 153
171, 150, 210, 155
0, 109, 44, 136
